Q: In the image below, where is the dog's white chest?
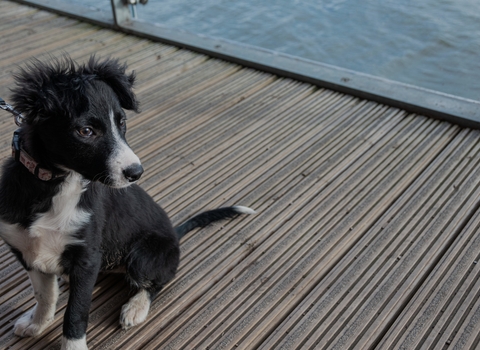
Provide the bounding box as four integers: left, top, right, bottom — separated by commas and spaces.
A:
0, 173, 90, 275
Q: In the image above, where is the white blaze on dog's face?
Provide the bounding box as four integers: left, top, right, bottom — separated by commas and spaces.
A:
107, 109, 143, 188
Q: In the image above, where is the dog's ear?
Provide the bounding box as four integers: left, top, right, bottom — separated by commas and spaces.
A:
10, 57, 90, 124
84, 56, 140, 112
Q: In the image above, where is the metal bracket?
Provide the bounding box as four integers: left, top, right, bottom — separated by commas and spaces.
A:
111, 0, 131, 26
0, 97, 25, 126
112, 0, 148, 22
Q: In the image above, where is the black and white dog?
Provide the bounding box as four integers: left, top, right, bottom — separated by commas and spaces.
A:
0, 56, 254, 350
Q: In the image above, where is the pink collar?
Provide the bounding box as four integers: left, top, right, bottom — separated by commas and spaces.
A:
11, 131, 65, 181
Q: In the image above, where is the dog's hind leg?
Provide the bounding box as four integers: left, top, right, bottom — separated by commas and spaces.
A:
120, 233, 180, 329
14, 271, 59, 337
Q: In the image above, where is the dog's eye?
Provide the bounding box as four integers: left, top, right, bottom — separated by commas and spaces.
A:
119, 119, 126, 127
77, 127, 94, 137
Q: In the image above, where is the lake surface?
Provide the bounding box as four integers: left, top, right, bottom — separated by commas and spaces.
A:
67, 0, 480, 102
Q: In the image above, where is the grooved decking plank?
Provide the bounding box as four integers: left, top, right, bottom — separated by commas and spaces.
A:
375, 167, 480, 349
260, 128, 479, 349
268, 130, 478, 348
194, 120, 458, 350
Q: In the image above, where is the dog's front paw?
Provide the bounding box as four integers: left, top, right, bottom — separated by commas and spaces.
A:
14, 306, 53, 337
120, 290, 151, 329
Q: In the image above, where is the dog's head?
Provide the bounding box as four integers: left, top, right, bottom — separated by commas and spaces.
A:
10, 55, 144, 188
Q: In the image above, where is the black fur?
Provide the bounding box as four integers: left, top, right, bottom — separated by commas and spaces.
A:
0, 55, 253, 348
175, 207, 250, 239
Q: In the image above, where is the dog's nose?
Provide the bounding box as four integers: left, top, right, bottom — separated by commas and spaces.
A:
123, 164, 144, 182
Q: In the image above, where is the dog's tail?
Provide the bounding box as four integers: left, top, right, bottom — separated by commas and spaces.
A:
175, 206, 256, 239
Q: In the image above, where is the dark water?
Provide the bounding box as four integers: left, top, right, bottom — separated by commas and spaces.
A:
66, 0, 480, 101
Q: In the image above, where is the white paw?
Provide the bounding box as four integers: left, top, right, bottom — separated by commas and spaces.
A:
14, 306, 53, 337
120, 290, 151, 329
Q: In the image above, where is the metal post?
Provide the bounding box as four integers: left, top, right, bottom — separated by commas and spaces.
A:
131, 4, 138, 19
110, 0, 131, 27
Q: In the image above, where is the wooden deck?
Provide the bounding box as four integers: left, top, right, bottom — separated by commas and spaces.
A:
2, 1, 480, 349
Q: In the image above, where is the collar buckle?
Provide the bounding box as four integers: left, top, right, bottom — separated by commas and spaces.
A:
12, 129, 21, 163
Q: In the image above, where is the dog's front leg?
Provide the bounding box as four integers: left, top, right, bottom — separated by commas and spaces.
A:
14, 270, 59, 337
61, 261, 100, 350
